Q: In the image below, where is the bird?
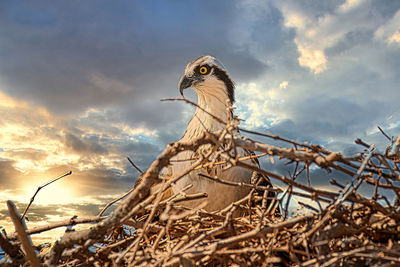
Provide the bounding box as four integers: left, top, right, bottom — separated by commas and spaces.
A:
165, 55, 276, 212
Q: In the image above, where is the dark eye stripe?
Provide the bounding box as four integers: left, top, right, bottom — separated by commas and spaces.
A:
213, 67, 235, 103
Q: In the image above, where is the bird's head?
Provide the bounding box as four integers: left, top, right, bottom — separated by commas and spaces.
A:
178, 55, 235, 104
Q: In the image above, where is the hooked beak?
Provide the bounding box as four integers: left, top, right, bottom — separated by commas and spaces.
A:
178, 76, 194, 97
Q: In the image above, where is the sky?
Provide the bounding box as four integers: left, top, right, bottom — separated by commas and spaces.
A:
1, 0, 400, 243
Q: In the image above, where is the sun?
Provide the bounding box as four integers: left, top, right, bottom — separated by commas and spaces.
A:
23, 180, 75, 205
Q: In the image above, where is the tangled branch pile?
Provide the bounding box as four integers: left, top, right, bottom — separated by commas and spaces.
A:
1, 126, 400, 266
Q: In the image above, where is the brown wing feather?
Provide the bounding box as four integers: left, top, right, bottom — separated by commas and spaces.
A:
244, 149, 280, 215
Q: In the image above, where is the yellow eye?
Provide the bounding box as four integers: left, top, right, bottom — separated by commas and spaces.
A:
199, 66, 208, 75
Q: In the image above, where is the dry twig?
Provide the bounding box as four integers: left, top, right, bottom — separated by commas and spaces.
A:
21, 171, 72, 220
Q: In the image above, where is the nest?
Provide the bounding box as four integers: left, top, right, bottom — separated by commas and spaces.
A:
1, 117, 400, 266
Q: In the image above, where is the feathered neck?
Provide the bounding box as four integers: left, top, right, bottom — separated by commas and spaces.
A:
182, 79, 232, 141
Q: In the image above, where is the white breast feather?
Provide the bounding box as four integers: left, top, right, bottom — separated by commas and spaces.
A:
169, 78, 255, 211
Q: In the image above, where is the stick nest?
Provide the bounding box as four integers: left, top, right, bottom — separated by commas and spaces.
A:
2, 126, 400, 266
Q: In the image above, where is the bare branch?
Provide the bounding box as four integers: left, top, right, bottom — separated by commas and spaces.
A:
127, 156, 144, 174
7, 200, 40, 267
21, 171, 72, 220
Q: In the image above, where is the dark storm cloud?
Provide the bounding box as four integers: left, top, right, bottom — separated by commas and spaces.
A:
371, 0, 400, 18
61, 203, 105, 218
279, 0, 345, 17
262, 158, 352, 187
325, 30, 374, 57
287, 97, 386, 139
72, 168, 135, 195
258, 152, 389, 198
64, 132, 108, 156
121, 142, 162, 171
0, 0, 268, 131
252, 151, 354, 196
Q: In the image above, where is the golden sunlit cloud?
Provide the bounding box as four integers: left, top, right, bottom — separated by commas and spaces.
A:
0, 90, 156, 174
284, 12, 307, 30
0, 90, 29, 108
278, 0, 377, 75
279, 6, 329, 74
388, 31, 400, 45
279, 81, 289, 89
0, 88, 154, 241
297, 45, 328, 74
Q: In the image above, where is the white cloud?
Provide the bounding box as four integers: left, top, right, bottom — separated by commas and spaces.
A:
297, 45, 328, 74
279, 81, 289, 89
338, 0, 364, 13
388, 32, 400, 44
235, 81, 287, 128
277, 0, 387, 74
227, 1, 400, 153
374, 10, 400, 45
278, 3, 329, 73
284, 12, 308, 30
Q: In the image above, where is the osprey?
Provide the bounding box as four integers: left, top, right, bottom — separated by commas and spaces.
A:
166, 55, 276, 212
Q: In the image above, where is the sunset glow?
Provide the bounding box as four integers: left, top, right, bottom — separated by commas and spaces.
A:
22, 181, 75, 206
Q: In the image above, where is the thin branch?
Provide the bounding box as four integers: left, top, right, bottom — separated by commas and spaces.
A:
21, 171, 72, 220
377, 125, 391, 141
127, 156, 144, 174
161, 97, 226, 125
8, 216, 105, 240
98, 188, 135, 217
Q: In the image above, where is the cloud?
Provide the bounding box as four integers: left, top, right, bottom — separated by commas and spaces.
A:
0, 160, 23, 189
279, 81, 288, 89
338, 0, 364, 13
0, 160, 135, 236
1, 0, 400, 242
388, 32, 400, 44
276, 0, 400, 74
236, 81, 286, 129
0, 199, 107, 244
0, 91, 155, 201
277, 1, 330, 73
375, 9, 400, 45
0, 89, 162, 242
231, 0, 400, 155
297, 45, 327, 74
64, 132, 108, 156
0, 0, 268, 132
